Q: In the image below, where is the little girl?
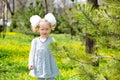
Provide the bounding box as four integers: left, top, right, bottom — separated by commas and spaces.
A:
28, 13, 59, 80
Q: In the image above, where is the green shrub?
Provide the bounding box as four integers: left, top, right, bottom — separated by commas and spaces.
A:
10, 1, 45, 36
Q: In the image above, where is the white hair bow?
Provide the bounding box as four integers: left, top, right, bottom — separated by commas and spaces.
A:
30, 13, 56, 29
30, 15, 41, 28
44, 13, 56, 26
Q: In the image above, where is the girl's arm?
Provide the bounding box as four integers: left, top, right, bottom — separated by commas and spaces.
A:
28, 39, 36, 69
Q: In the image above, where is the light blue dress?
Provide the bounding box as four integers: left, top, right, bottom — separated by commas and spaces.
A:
29, 37, 59, 78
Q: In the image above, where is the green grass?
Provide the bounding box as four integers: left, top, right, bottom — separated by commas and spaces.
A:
0, 32, 80, 80
0, 32, 120, 80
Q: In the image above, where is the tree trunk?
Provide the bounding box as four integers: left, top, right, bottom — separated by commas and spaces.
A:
44, 0, 48, 14
85, 33, 95, 54
88, 0, 99, 9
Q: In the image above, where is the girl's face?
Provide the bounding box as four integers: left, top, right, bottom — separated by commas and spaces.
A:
39, 20, 51, 38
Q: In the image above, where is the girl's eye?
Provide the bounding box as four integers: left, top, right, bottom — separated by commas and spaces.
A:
41, 29, 44, 30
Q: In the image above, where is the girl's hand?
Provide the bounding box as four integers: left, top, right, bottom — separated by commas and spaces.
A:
29, 65, 34, 70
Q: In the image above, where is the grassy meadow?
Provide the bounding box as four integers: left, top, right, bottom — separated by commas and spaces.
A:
0, 32, 80, 80
0, 32, 120, 80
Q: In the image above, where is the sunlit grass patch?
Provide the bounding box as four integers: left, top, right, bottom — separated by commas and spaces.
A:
0, 32, 120, 80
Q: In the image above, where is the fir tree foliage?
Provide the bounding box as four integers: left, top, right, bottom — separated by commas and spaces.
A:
51, 0, 120, 79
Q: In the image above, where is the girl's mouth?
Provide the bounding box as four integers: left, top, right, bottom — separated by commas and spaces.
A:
43, 33, 47, 35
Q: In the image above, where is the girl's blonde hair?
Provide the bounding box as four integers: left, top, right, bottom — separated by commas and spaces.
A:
31, 19, 56, 32
30, 13, 56, 32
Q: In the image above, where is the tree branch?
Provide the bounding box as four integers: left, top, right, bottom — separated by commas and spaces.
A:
79, 6, 101, 32
66, 53, 120, 66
